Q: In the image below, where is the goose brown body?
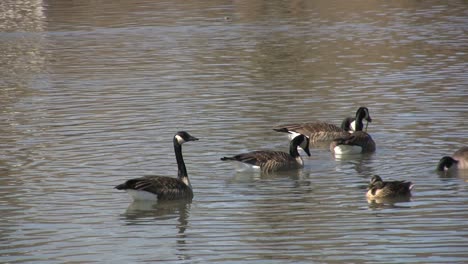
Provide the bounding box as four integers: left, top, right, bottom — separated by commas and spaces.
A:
330, 131, 376, 154
221, 134, 310, 173
115, 176, 193, 201
366, 175, 414, 199
274, 122, 348, 143
273, 107, 372, 143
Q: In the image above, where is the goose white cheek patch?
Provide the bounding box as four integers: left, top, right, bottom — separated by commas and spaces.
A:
175, 135, 186, 144
350, 120, 356, 132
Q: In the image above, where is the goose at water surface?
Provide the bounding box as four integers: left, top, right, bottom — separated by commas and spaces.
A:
366, 175, 414, 199
437, 146, 468, 172
115, 131, 198, 201
273, 106, 372, 143
329, 131, 376, 155
221, 134, 310, 173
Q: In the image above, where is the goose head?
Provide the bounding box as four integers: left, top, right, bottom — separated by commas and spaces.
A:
356, 107, 372, 123
368, 175, 384, 189
437, 156, 457, 171
353, 107, 372, 131
292, 134, 311, 156
174, 131, 199, 145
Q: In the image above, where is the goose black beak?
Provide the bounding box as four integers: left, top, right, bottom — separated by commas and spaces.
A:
304, 147, 311, 157
189, 136, 199, 141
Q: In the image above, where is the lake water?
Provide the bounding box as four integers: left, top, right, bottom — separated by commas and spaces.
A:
1, 0, 467, 263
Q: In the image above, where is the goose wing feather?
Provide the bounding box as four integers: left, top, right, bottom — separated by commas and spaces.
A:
274, 122, 349, 143
116, 176, 192, 200
274, 122, 343, 134
230, 151, 293, 165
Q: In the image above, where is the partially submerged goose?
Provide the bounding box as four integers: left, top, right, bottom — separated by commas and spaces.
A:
330, 131, 376, 155
273, 107, 372, 143
437, 146, 468, 172
221, 134, 311, 173
115, 131, 199, 201
366, 175, 414, 199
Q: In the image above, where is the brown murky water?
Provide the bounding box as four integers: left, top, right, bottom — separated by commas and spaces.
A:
1, 0, 467, 263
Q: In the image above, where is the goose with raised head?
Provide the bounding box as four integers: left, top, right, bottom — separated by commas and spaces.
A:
437, 146, 468, 172
366, 175, 414, 199
115, 131, 199, 201
221, 134, 311, 173
329, 131, 376, 155
273, 106, 372, 143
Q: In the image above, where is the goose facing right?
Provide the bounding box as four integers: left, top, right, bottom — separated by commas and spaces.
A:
273, 106, 372, 143
437, 146, 468, 172
115, 131, 199, 201
220, 134, 311, 173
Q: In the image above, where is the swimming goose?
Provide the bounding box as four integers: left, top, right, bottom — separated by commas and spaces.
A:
366, 175, 414, 199
220, 134, 311, 173
115, 131, 199, 201
437, 146, 468, 172
273, 107, 372, 143
329, 131, 376, 155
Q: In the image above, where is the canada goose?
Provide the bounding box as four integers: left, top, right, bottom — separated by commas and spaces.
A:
115, 131, 199, 201
273, 107, 372, 143
329, 131, 376, 155
220, 134, 311, 173
366, 175, 414, 199
437, 146, 468, 171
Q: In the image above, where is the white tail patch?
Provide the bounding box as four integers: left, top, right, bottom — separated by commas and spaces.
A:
334, 145, 362, 155
126, 190, 158, 201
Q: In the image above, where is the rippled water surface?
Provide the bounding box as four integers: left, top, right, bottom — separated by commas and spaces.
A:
1, 0, 467, 263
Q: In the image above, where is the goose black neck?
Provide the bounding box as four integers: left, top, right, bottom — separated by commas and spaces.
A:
289, 138, 301, 158
174, 139, 188, 178
354, 112, 365, 131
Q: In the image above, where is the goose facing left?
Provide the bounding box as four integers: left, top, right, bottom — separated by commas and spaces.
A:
220, 134, 311, 173
115, 131, 199, 201
366, 175, 414, 199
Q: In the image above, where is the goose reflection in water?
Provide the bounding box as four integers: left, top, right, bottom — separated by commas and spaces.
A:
367, 195, 413, 209
122, 200, 191, 230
